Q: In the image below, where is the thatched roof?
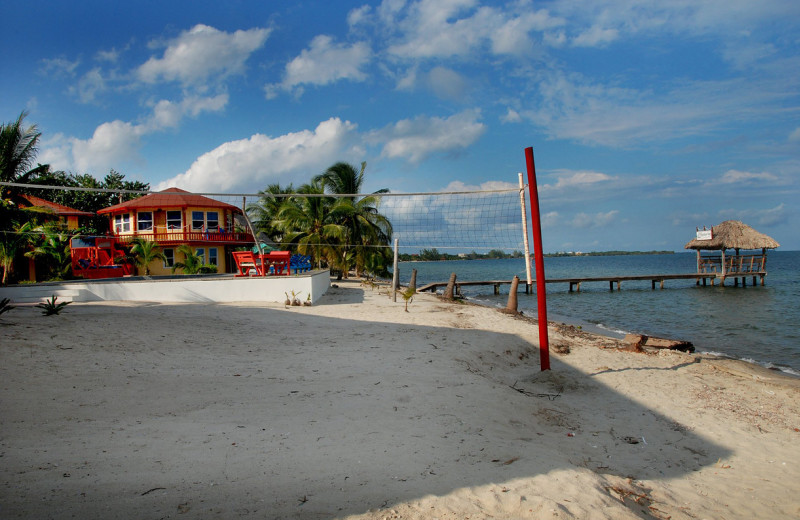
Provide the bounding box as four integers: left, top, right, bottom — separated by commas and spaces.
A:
684, 220, 780, 251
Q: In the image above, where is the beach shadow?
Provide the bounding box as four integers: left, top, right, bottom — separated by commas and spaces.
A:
0, 301, 731, 519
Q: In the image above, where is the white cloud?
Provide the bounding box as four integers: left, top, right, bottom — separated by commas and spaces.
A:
395, 66, 418, 91
385, 0, 563, 59
427, 66, 468, 101
267, 35, 370, 97
71, 120, 145, 174
718, 169, 778, 184
42, 94, 229, 173
542, 211, 560, 228
718, 203, 787, 227
370, 110, 486, 163
347, 5, 371, 27
138, 24, 270, 86
501, 108, 522, 123
571, 25, 618, 47
789, 128, 800, 142
523, 68, 796, 147
76, 68, 106, 103
156, 118, 358, 192
544, 170, 614, 190
440, 180, 518, 192
39, 57, 80, 77
571, 210, 619, 228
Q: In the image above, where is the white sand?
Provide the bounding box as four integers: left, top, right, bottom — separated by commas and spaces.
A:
1, 279, 798, 519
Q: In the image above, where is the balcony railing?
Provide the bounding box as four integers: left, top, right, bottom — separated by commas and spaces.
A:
114, 228, 253, 245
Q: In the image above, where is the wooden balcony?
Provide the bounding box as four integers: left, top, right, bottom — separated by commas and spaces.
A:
114, 228, 253, 246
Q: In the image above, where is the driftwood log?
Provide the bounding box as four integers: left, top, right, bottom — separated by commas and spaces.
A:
624, 334, 694, 353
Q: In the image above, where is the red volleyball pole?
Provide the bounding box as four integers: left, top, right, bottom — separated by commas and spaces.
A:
525, 146, 550, 370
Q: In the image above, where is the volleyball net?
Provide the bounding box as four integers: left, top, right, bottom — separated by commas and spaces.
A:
2, 181, 530, 254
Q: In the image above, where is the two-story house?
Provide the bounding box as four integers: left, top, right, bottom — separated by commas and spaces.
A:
97, 187, 254, 276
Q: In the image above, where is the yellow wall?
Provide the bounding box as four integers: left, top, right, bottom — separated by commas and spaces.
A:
142, 245, 227, 276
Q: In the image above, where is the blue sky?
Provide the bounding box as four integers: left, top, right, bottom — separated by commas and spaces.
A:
2, 0, 799, 251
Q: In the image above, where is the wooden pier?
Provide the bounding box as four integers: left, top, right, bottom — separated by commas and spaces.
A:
417, 271, 764, 294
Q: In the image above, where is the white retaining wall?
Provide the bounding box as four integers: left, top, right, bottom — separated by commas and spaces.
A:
0, 270, 330, 305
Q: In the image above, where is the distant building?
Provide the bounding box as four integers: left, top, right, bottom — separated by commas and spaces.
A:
97, 188, 254, 276
18, 194, 94, 230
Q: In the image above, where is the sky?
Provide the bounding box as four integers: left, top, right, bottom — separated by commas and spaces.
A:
2, 0, 799, 252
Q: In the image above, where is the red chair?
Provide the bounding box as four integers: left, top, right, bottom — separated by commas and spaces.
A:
232, 251, 263, 276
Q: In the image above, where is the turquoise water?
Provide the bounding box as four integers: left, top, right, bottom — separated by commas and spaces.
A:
396, 251, 800, 375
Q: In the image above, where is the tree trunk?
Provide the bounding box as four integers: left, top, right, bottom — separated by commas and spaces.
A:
443, 272, 457, 300
409, 268, 417, 292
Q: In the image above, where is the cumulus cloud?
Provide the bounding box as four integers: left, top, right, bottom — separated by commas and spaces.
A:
138, 24, 270, 86
156, 118, 358, 192
266, 35, 370, 98
369, 110, 486, 163
42, 94, 229, 174
146, 94, 228, 131
71, 120, 145, 173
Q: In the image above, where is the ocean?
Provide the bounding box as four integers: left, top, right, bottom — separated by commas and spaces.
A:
395, 251, 800, 376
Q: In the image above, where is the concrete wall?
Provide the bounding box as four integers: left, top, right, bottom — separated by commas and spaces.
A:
0, 270, 330, 305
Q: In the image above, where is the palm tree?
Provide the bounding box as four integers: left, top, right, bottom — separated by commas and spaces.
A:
1, 111, 49, 205
25, 227, 73, 281
315, 162, 392, 278
247, 183, 294, 245
0, 221, 36, 285
171, 245, 217, 275
274, 179, 347, 269
128, 237, 166, 276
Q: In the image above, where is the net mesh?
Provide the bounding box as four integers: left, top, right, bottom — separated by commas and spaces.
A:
2, 182, 528, 253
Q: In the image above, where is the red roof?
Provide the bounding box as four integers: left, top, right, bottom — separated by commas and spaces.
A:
20, 194, 95, 217
97, 187, 243, 215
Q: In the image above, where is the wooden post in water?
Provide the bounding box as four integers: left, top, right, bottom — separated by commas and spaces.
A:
443, 273, 457, 300
502, 276, 520, 314
525, 147, 550, 371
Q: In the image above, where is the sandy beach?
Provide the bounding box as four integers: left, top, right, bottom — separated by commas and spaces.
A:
1, 279, 799, 519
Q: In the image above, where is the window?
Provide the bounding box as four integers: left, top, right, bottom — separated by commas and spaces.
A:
166, 211, 182, 230
206, 211, 219, 231
163, 248, 174, 268
114, 213, 131, 233
192, 211, 204, 231
196, 248, 204, 262
208, 247, 218, 266
137, 211, 153, 231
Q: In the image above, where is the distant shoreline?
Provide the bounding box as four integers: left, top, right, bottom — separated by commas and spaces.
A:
399, 250, 676, 262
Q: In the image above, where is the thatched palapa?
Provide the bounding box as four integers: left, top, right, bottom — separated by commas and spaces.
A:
684, 220, 780, 251
685, 220, 779, 286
